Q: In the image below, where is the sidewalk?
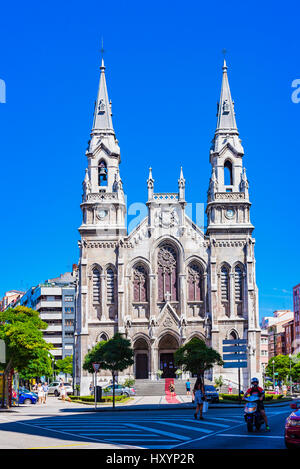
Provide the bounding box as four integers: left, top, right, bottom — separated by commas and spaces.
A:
0, 394, 295, 413
61, 394, 294, 413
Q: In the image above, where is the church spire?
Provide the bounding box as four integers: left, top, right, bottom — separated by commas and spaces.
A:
92, 58, 114, 133
216, 60, 238, 134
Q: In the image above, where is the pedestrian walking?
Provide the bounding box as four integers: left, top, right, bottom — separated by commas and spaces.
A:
185, 379, 191, 396
169, 382, 175, 399
59, 383, 66, 401
228, 383, 232, 394
42, 382, 49, 404
282, 384, 287, 397
192, 378, 206, 420
89, 382, 94, 395
37, 383, 44, 404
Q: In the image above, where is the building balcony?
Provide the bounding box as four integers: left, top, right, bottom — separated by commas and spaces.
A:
36, 300, 62, 310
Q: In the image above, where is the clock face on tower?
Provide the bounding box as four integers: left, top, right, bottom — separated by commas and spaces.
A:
225, 208, 235, 219
97, 209, 108, 220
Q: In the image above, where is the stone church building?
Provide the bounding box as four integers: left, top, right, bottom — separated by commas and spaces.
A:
75, 57, 262, 395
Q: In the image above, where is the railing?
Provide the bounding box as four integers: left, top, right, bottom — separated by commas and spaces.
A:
153, 193, 178, 201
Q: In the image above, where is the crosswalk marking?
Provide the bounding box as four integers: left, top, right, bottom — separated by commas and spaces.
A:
183, 419, 230, 428
216, 433, 283, 439
156, 421, 212, 434
125, 423, 190, 441
79, 434, 159, 437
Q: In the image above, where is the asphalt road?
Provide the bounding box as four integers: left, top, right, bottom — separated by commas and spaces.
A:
0, 398, 293, 450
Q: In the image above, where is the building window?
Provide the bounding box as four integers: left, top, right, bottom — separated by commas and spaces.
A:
98, 160, 108, 186
224, 160, 233, 186
234, 266, 243, 300
64, 296, 74, 302
221, 266, 229, 301
106, 268, 115, 304
92, 268, 101, 304
157, 244, 178, 302
133, 265, 148, 302
187, 263, 203, 301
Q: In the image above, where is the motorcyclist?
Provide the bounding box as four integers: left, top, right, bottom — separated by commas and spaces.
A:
243, 377, 270, 431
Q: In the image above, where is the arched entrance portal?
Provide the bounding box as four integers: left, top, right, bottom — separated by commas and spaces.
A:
134, 338, 149, 379
158, 334, 179, 378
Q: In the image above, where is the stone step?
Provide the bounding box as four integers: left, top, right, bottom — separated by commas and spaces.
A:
133, 378, 215, 396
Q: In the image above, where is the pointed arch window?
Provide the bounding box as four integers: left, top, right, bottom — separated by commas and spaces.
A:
234, 266, 243, 301
106, 268, 115, 304
229, 330, 238, 340
157, 244, 178, 302
224, 160, 233, 186
98, 332, 108, 342
188, 263, 203, 301
98, 160, 108, 186
221, 266, 229, 301
92, 268, 101, 304
133, 265, 148, 302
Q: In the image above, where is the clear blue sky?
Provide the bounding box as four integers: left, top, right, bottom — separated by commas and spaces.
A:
0, 0, 299, 320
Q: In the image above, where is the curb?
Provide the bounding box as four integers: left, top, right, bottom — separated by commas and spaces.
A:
62, 400, 293, 413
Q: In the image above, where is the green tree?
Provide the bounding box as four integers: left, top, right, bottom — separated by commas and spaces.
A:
0, 306, 51, 408
19, 350, 53, 381
214, 375, 224, 391
83, 333, 134, 408
174, 337, 224, 384
55, 355, 73, 376
265, 355, 290, 383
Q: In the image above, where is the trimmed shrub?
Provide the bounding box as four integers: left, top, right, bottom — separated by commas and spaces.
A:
69, 395, 129, 403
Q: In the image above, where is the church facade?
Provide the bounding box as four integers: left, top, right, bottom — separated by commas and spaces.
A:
75, 58, 262, 395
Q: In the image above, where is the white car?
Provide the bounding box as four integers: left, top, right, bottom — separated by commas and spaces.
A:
48, 381, 73, 396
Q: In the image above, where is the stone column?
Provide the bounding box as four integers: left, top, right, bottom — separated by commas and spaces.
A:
179, 273, 186, 317
229, 272, 235, 318
151, 343, 159, 381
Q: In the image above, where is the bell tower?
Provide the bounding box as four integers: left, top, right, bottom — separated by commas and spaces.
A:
206, 60, 253, 235
206, 60, 261, 386
80, 58, 126, 237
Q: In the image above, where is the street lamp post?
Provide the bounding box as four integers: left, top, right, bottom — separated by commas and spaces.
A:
289, 354, 293, 395
272, 359, 275, 390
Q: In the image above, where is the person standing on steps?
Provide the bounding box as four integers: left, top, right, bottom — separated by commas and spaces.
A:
186, 379, 191, 396
169, 381, 175, 399
193, 378, 206, 420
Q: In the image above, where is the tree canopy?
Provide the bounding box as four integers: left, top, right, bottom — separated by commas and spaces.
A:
174, 337, 224, 379
0, 306, 51, 372
265, 354, 300, 382
55, 355, 73, 376
83, 333, 134, 407
0, 306, 52, 407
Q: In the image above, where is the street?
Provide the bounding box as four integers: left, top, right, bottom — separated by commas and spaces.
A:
0, 397, 292, 450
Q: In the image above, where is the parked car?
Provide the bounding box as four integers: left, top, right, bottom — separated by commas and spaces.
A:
102, 384, 136, 398
18, 388, 38, 405
284, 401, 300, 448
204, 385, 219, 403
48, 382, 73, 396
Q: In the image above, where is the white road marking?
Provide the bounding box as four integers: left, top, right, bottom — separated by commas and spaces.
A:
79, 433, 159, 437
216, 433, 283, 439
184, 419, 230, 428
125, 423, 190, 441
157, 421, 212, 434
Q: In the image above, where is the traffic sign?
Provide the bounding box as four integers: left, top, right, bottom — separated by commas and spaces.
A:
223, 353, 248, 361
223, 339, 247, 345
223, 345, 247, 353
223, 362, 248, 368
92, 363, 101, 372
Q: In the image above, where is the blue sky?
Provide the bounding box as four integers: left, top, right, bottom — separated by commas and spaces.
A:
0, 0, 299, 320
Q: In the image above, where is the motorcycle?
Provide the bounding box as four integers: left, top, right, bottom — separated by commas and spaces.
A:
244, 395, 264, 432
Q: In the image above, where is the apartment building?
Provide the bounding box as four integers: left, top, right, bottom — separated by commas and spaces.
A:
17, 268, 77, 360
